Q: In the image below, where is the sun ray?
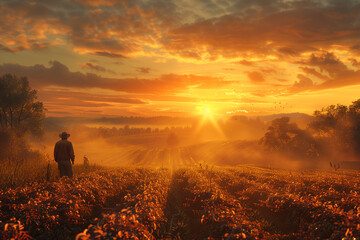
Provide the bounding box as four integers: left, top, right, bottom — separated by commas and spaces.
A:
194, 104, 226, 139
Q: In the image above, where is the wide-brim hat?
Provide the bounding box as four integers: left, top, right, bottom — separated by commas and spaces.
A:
59, 132, 70, 139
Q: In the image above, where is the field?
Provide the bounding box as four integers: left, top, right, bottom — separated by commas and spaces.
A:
1, 160, 360, 239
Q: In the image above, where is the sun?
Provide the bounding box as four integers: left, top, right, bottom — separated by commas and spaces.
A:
198, 104, 213, 117
194, 103, 225, 138
204, 106, 211, 116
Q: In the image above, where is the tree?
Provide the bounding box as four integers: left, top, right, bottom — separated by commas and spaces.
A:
309, 100, 360, 156
348, 99, 360, 155
260, 117, 318, 158
310, 104, 348, 137
0, 74, 45, 136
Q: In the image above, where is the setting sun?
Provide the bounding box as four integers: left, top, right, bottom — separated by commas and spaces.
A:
2, 1, 360, 239
200, 105, 213, 117
204, 107, 211, 116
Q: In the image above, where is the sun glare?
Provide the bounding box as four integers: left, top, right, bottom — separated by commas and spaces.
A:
198, 104, 213, 117
193, 104, 225, 138
204, 107, 211, 116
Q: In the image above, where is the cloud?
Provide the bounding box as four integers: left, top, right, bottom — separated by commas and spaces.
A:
73, 0, 123, 7
78, 62, 116, 74
307, 52, 350, 78
0, 61, 230, 94
0, 0, 175, 57
299, 66, 330, 81
247, 71, 265, 83
2, 0, 360, 63
47, 99, 112, 108
163, 1, 360, 60
78, 62, 106, 72
349, 58, 360, 67
94, 51, 127, 58
288, 51, 360, 93
136, 67, 151, 74
0, 2, 68, 52
289, 74, 314, 93
235, 60, 257, 66
40, 90, 148, 105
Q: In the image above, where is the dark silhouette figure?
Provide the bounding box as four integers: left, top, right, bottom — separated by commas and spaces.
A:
54, 132, 75, 178
83, 155, 89, 168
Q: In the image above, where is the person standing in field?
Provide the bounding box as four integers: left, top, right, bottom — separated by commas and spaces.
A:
54, 132, 75, 178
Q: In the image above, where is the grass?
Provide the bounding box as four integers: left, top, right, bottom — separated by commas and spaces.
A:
0, 158, 104, 190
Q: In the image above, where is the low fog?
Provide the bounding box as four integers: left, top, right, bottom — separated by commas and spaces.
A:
28, 110, 360, 171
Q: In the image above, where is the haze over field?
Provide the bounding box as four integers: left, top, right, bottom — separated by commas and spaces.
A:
24, 109, 355, 172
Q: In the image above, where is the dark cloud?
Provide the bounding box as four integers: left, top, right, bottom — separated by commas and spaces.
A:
290, 51, 360, 93
0, 1, 65, 52
235, 60, 256, 66
163, 1, 360, 60
247, 71, 265, 83
136, 67, 151, 74
78, 62, 106, 72
299, 66, 329, 81
2, 0, 360, 62
308, 52, 350, 78
78, 62, 116, 74
349, 58, 360, 67
0, 0, 176, 57
95, 51, 127, 58
73, 0, 124, 7
290, 74, 314, 93
350, 44, 360, 54
302, 52, 357, 84
0, 61, 230, 94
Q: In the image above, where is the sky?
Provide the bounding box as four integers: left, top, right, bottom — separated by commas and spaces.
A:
1, 0, 360, 118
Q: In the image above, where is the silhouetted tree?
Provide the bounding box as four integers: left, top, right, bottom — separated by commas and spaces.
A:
0, 74, 45, 136
310, 100, 360, 156
260, 117, 318, 158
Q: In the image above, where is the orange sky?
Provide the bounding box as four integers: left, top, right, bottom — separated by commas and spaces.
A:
1, 0, 360, 117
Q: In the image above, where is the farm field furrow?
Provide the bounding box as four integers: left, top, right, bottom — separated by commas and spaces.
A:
0, 169, 164, 239
210, 167, 360, 239
76, 168, 171, 239
1, 166, 360, 240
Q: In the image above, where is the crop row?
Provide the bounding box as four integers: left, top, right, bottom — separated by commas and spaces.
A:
2, 166, 360, 239
76, 168, 171, 239
0, 169, 151, 240
209, 167, 360, 239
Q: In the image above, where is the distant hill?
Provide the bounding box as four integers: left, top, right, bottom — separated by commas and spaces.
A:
45, 113, 313, 130
45, 116, 197, 129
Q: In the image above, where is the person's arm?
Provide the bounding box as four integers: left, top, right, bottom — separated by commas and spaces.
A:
68, 142, 75, 164
54, 142, 58, 162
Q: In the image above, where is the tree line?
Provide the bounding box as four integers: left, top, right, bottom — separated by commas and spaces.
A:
261, 99, 360, 161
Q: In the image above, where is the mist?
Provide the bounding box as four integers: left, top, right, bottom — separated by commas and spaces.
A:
29, 109, 360, 171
